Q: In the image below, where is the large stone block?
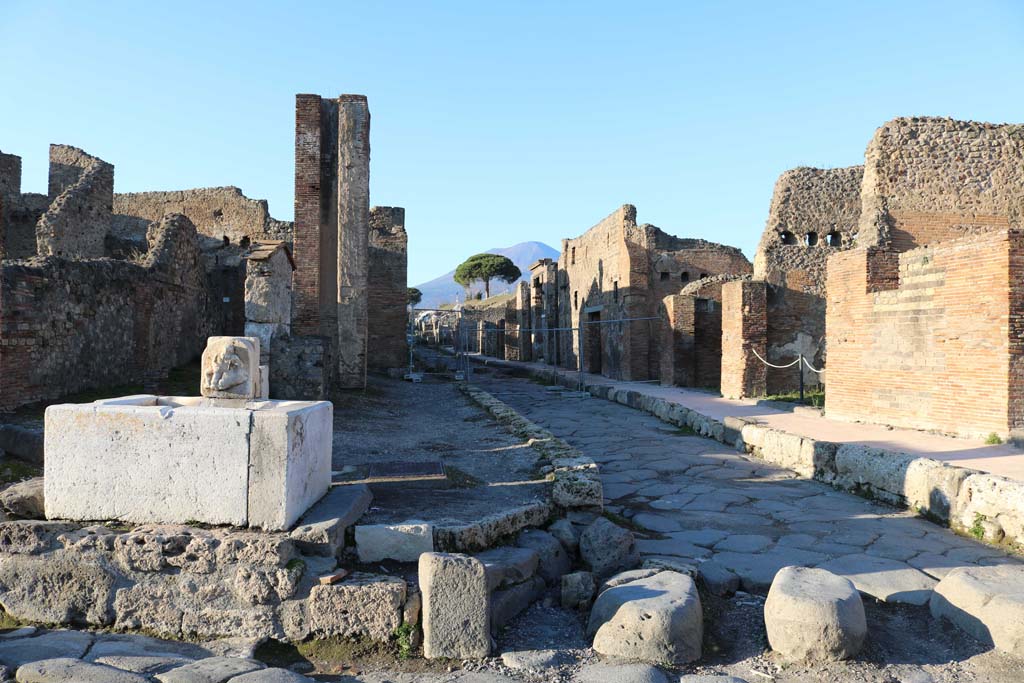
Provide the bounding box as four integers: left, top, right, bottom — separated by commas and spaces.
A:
356, 520, 433, 563
588, 570, 703, 664
307, 573, 406, 641
953, 473, 1024, 546
764, 566, 866, 661
579, 517, 639, 578
930, 565, 1024, 657
420, 552, 490, 659
44, 395, 332, 530
201, 336, 261, 399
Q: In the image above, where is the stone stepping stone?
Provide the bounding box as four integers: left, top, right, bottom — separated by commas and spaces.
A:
17, 657, 149, 683
930, 564, 1024, 657
588, 570, 702, 664
573, 662, 668, 683
0, 631, 93, 669
819, 554, 937, 606
154, 656, 264, 683
764, 566, 866, 661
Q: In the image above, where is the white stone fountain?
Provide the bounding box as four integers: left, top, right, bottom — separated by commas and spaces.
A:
43, 336, 332, 530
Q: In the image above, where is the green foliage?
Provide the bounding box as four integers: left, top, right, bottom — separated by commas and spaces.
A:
407, 287, 423, 306
453, 253, 521, 298
969, 513, 987, 541
394, 622, 416, 660
763, 389, 825, 408
985, 432, 1004, 445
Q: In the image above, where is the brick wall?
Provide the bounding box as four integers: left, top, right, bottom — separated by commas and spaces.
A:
292, 94, 327, 336
720, 280, 767, 399
825, 231, 1024, 437
367, 206, 408, 370
0, 214, 216, 411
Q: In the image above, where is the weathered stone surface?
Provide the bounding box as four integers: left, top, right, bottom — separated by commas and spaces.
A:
579, 518, 638, 578
0, 552, 116, 626
476, 546, 539, 590
764, 566, 866, 660
154, 657, 264, 683
225, 669, 314, 683
712, 548, 827, 593
698, 560, 740, 596
491, 576, 545, 633
588, 570, 702, 664
355, 520, 433, 563
561, 571, 595, 609
201, 337, 260, 400
553, 470, 603, 508
930, 565, 1024, 657
953, 473, 1024, 547
92, 656, 193, 675
0, 478, 44, 519
573, 662, 668, 683
16, 657, 149, 683
678, 676, 749, 683
420, 553, 490, 659
0, 631, 93, 669
547, 519, 579, 555
515, 529, 570, 583
819, 554, 937, 606
434, 503, 552, 553
500, 649, 570, 670
288, 484, 371, 556
307, 573, 405, 640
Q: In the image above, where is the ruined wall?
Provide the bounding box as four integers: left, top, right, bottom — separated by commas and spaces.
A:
826, 231, 1024, 438
35, 145, 113, 259
858, 118, 1024, 252
0, 214, 215, 410
720, 279, 767, 399
750, 166, 863, 393
112, 187, 292, 247
529, 259, 559, 364
367, 206, 408, 370
244, 243, 293, 365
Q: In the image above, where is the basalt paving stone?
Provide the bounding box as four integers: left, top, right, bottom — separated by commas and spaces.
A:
636, 483, 683, 497
636, 538, 712, 559
714, 534, 773, 554
669, 529, 731, 548
818, 554, 937, 605
632, 513, 684, 533
712, 548, 828, 592
649, 495, 697, 511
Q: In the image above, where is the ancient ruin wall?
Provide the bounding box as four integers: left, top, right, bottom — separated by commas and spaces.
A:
112, 187, 292, 247
750, 166, 863, 393
35, 145, 113, 258
720, 279, 767, 399
367, 206, 408, 370
857, 117, 1024, 252
826, 230, 1024, 438
0, 214, 215, 411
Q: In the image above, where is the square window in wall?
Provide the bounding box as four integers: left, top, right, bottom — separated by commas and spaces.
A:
660, 272, 669, 281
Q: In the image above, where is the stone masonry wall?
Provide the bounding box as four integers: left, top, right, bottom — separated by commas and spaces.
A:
751, 166, 863, 394
826, 230, 1024, 438
367, 206, 408, 370
35, 145, 113, 259
857, 118, 1024, 252
112, 187, 292, 247
0, 214, 215, 411
720, 279, 767, 399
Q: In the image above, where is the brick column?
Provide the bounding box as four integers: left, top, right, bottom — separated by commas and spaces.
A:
660, 294, 696, 387
335, 95, 371, 388
516, 281, 532, 362
720, 280, 767, 399
292, 94, 325, 336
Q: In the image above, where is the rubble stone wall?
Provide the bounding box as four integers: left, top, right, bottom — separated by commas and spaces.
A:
35, 145, 113, 259
826, 230, 1024, 438
112, 187, 292, 247
0, 214, 215, 411
858, 118, 1024, 251
367, 206, 408, 370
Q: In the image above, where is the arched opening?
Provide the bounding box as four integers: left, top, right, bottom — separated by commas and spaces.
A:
780, 231, 797, 245
827, 231, 842, 247
805, 232, 819, 247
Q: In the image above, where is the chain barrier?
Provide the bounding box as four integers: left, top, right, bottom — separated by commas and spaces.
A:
748, 346, 825, 404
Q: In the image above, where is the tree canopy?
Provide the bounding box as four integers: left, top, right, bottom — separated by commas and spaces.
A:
453, 253, 522, 299
407, 287, 423, 307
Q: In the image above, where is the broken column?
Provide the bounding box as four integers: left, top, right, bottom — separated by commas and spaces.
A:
367, 206, 409, 371
720, 279, 767, 399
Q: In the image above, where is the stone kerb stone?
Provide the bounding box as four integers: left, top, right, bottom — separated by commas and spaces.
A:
930, 565, 1024, 657
420, 552, 491, 659
587, 570, 703, 664
953, 473, 1024, 547
764, 566, 866, 661
201, 336, 261, 400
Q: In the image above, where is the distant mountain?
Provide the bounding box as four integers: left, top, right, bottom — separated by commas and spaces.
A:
414, 241, 560, 309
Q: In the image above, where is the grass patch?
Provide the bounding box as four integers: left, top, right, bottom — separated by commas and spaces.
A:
394, 623, 415, 660
985, 432, 1004, 445
0, 460, 41, 487
763, 389, 825, 408
671, 425, 698, 436
969, 513, 988, 541
444, 465, 484, 489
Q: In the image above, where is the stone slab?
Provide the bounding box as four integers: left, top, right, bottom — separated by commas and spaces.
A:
0, 631, 93, 669
819, 554, 937, 606
289, 484, 372, 556
930, 565, 1024, 657
154, 656, 264, 683
16, 657, 149, 683
420, 552, 490, 659
355, 520, 434, 563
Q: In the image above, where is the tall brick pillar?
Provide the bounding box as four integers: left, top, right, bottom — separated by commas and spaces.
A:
292, 94, 327, 336
720, 280, 767, 399
516, 281, 532, 362
661, 294, 696, 387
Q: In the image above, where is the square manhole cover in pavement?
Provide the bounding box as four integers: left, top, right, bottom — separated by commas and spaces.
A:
364, 461, 447, 483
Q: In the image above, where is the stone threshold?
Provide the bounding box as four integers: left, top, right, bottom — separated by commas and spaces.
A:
470, 356, 1024, 554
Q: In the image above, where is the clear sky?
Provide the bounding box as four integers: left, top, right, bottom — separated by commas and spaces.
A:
3, 1, 1023, 284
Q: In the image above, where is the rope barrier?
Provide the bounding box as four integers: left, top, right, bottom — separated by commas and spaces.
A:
802, 357, 825, 374
750, 347, 801, 369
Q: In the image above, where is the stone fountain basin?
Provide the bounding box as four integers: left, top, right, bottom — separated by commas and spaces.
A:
44, 394, 332, 531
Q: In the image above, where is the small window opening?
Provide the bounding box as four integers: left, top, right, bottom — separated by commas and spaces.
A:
659, 271, 669, 281
613, 282, 619, 301
222, 235, 230, 247
571, 246, 576, 265
805, 232, 819, 247
574, 291, 579, 309
681, 272, 690, 283
827, 231, 842, 247
780, 231, 797, 245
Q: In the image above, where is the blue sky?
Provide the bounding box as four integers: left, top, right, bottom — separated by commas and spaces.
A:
2, 1, 1023, 284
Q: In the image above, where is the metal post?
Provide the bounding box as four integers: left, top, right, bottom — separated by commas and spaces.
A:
798, 353, 805, 404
